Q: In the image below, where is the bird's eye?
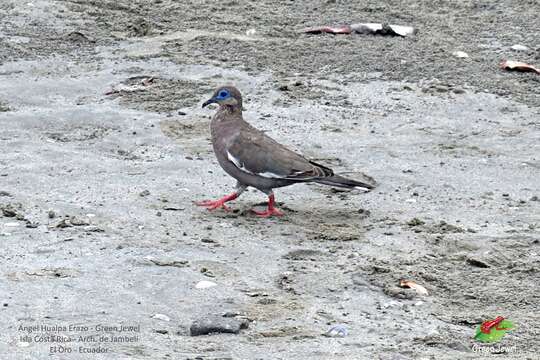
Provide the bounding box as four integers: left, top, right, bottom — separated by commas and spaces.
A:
219, 90, 228, 98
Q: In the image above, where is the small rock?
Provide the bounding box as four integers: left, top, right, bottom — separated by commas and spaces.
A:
55, 219, 72, 228
1, 206, 17, 217
407, 218, 425, 226
222, 311, 241, 318
278, 84, 290, 91
189, 315, 248, 336
155, 329, 168, 334
195, 280, 217, 289
0, 191, 11, 197
83, 225, 105, 232
466, 257, 490, 268
511, 44, 529, 51
324, 325, 348, 337
257, 298, 277, 305
70, 216, 90, 226
48, 210, 56, 219
139, 189, 151, 197
66, 31, 94, 43
452, 51, 469, 58
152, 314, 171, 322
148, 258, 189, 267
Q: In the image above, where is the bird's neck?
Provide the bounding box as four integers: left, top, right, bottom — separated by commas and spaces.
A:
217, 104, 242, 117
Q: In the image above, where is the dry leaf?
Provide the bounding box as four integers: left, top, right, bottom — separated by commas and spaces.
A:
400, 279, 429, 295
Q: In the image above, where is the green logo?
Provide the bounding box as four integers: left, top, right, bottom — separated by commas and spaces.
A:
474, 316, 514, 343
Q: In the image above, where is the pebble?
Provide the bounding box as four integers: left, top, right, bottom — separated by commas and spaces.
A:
452, 51, 469, 58
189, 315, 248, 336
511, 44, 529, 51
83, 225, 104, 232
139, 189, 151, 197
195, 280, 217, 289
324, 324, 348, 337
152, 313, 170, 322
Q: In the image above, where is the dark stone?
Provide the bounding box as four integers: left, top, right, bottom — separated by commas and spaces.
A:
466, 257, 490, 268
189, 316, 249, 336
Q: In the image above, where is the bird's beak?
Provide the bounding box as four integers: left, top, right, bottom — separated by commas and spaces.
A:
202, 98, 216, 108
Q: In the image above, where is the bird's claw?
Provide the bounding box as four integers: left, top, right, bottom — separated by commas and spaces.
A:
194, 200, 232, 212
251, 207, 284, 217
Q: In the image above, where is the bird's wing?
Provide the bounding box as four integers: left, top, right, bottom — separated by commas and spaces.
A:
226, 126, 333, 181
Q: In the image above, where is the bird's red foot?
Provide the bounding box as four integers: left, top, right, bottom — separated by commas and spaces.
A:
251, 193, 284, 217
251, 207, 284, 217
194, 192, 238, 212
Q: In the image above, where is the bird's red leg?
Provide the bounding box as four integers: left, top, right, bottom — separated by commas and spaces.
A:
195, 192, 238, 212
252, 193, 284, 217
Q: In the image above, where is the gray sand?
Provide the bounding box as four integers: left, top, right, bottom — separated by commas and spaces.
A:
1, 1, 539, 359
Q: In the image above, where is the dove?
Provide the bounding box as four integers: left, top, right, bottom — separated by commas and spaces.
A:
195, 86, 375, 217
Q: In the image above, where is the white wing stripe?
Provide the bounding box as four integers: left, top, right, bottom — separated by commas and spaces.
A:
227, 150, 287, 179
227, 150, 255, 175
227, 150, 242, 168
258, 171, 284, 179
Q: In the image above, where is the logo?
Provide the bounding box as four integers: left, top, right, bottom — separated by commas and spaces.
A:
474, 316, 514, 343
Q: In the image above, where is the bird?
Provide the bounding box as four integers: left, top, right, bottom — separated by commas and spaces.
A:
195, 86, 375, 217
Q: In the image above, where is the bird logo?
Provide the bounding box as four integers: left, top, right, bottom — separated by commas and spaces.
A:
474, 316, 514, 343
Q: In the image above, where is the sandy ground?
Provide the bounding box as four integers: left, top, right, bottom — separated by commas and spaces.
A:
1, 1, 539, 359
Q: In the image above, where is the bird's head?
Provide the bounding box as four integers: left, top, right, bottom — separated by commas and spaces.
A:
202, 86, 243, 110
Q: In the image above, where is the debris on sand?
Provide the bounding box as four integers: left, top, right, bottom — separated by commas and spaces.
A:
189, 315, 249, 336
65, 31, 95, 44
53, 216, 90, 228
146, 257, 189, 268
304, 23, 415, 37
406, 218, 425, 227
105, 76, 155, 96
324, 325, 348, 337
304, 25, 352, 35
500, 60, 540, 74
1, 203, 24, 219
399, 279, 429, 296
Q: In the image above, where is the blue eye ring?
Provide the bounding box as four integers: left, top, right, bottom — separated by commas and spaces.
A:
218, 90, 229, 98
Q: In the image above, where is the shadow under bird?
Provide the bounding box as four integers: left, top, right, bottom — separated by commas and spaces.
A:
196, 86, 376, 217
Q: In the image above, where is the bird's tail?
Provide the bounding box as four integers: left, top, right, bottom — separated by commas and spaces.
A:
315, 174, 376, 191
